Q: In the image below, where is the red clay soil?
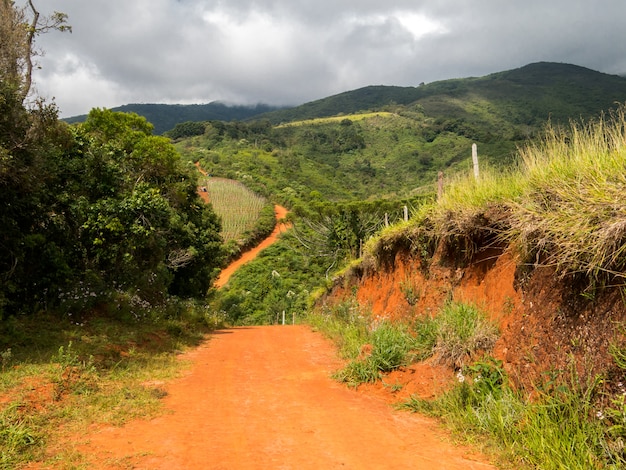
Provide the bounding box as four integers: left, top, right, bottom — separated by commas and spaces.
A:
214, 205, 291, 288
327, 240, 626, 395
58, 326, 494, 469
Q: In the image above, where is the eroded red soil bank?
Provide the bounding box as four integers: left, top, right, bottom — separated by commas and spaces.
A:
325, 245, 626, 392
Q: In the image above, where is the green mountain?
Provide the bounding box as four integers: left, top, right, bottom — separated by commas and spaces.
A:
257, 62, 626, 126
64, 102, 283, 135
176, 62, 626, 206
64, 63, 626, 138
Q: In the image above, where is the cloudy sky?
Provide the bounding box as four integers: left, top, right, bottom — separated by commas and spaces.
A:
24, 0, 626, 117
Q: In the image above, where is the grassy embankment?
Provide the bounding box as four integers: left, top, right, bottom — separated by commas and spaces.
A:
310, 107, 626, 469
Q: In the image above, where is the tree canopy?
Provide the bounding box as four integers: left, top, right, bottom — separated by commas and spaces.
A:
0, 2, 224, 317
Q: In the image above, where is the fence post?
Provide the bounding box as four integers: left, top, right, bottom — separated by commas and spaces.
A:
472, 143, 479, 180
403, 205, 408, 222
385, 213, 389, 227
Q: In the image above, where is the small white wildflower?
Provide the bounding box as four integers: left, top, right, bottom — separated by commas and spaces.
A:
456, 370, 465, 383
596, 410, 605, 420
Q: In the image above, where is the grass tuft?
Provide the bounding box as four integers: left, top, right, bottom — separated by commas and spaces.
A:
432, 302, 499, 368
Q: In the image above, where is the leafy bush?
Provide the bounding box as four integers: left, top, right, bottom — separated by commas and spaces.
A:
1, 106, 225, 317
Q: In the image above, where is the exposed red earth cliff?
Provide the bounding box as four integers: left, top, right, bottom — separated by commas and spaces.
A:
324, 243, 626, 398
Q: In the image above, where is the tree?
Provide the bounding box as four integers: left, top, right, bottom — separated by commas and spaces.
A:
0, 0, 70, 102
0, 3, 223, 317
0, 1, 71, 315
70, 109, 224, 301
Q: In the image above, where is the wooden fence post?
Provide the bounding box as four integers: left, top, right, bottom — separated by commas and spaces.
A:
472, 143, 479, 180
403, 205, 408, 222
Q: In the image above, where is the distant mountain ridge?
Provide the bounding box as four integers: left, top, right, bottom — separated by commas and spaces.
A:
63, 102, 284, 135
64, 62, 626, 134
257, 62, 626, 125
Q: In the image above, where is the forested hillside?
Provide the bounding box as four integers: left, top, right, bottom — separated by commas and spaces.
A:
258, 62, 626, 127
173, 63, 626, 206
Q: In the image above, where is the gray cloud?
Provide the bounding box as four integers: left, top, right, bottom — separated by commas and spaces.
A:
21, 0, 626, 117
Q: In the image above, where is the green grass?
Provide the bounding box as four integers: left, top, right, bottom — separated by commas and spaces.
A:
432, 302, 499, 368
310, 299, 498, 387
307, 298, 370, 360
275, 111, 395, 128
506, 108, 626, 281
401, 361, 623, 469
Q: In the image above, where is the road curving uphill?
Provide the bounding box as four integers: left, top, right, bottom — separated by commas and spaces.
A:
214, 204, 290, 288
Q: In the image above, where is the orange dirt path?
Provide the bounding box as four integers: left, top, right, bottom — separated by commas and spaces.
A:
69, 326, 494, 469
214, 205, 290, 288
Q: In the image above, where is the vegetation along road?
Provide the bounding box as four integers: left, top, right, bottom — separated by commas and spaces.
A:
52, 198, 493, 468
68, 325, 494, 469
214, 205, 290, 288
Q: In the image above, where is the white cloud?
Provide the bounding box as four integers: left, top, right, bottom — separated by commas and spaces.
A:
35, 53, 128, 115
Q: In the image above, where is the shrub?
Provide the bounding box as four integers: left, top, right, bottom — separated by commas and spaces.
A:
333, 321, 417, 387
432, 302, 499, 367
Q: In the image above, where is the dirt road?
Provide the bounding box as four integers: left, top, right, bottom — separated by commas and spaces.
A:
72, 326, 494, 469
214, 205, 290, 288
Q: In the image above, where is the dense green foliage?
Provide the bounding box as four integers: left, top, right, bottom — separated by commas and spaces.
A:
210, 234, 328, 325
176, 113, 471, 203
0, 100, 224, 316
